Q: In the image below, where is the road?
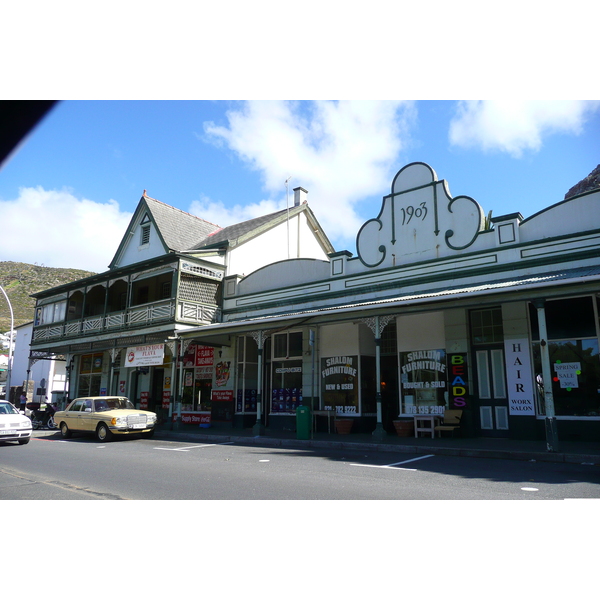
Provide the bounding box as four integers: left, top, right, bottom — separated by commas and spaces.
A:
2, 432, 600, 500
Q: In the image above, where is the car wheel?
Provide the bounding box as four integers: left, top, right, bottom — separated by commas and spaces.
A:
96, 423, 113, 442
60, 422, 72, 439
18, 437, 30, 445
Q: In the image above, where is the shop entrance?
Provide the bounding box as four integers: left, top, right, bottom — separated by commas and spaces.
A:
470, 308, 509, 438
380, 355, 400, 433
473, 347, 510, 437
151, 368, 164, 415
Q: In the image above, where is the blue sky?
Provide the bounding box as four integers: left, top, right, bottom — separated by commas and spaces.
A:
1, 100, 598, 273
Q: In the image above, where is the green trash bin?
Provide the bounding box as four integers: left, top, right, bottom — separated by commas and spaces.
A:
296, 405, 311, 440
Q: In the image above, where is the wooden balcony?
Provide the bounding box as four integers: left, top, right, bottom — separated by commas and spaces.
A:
32, 298, 220, 343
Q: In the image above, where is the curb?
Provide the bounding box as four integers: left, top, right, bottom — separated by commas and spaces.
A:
31, 428, 598, 466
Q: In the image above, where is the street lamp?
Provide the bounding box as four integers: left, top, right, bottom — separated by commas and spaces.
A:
0, 284, 14, 404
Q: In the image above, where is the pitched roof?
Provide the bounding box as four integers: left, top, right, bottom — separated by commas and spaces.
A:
191, 208, 292, 250
144, 195, 220, 252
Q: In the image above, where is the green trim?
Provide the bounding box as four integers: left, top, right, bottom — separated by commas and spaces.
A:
520, 188, 600, 225
224, 247, 600, 317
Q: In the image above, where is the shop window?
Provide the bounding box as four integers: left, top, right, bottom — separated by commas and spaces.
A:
399, 349, 448, 415
532, 339, 600, 417
78, 352, 104, 397
529, 296, 600, 417
273, 332, 302, 359
270, 331, 303, 413
271, 360, 302, 413
381, 322, 397, 355
321, 355, 359, 414
529, 296, 597, 340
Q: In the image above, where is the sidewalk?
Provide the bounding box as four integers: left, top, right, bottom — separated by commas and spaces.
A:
32, 424, 600, 465
151, 423, 600, 466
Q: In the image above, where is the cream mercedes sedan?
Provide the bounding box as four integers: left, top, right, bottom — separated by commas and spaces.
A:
55, 396, 157, 442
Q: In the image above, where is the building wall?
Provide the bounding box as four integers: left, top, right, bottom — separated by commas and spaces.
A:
228, 214, 329, 277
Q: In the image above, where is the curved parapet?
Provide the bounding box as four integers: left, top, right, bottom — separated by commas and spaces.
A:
237, 258, 331, 296
356, 162, 485, 268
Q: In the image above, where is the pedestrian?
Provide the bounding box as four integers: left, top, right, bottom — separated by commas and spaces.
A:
19, 392, 27, 413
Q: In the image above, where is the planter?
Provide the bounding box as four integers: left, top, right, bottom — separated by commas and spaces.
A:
393, 420, 414, 437
335, 418, 354, 435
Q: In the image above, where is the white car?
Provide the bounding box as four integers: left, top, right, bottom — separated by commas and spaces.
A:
0, 400, 33, 445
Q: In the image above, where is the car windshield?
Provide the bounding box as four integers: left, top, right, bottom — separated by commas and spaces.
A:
0, 403, 19, 415
103, 398, 135, 410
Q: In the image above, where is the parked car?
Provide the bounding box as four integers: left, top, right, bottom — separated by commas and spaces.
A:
54, 396, 157, 442
0, 400, 32, 445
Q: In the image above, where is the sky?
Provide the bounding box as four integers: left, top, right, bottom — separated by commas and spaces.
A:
1, 4, 598, 275
1, 99, 598, 273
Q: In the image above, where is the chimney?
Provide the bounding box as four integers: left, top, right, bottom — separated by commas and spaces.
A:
293, 186, 308, 206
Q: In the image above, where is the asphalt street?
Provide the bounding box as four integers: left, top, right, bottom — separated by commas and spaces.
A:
2, 432, 600, 500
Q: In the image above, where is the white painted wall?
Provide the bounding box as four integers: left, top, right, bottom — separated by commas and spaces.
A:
12, 323, 67, 399
396, 312, 446, 352
228, 215, 329, 277
118, 222, 166, 267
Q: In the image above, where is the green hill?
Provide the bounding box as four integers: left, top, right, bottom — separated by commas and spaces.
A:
0, 261, 95, 332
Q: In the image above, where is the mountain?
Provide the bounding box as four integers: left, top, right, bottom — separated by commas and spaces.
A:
0, 261, 95, 332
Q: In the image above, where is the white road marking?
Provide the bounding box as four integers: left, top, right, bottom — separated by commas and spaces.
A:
154, 442, 234, 452
351, 454, 435, 470
521, 487, 539, 491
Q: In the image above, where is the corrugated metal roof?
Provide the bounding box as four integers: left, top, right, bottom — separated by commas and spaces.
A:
195, 264, 600, 333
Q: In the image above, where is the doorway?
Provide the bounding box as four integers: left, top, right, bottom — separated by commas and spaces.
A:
470, 307, 510, 438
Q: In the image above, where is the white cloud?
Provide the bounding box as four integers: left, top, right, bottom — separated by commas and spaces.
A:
0, 187, 132, 272
449, 100, 600, 157
201, 100, 416, 247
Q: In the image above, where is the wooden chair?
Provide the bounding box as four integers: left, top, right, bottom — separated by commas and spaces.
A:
434, 409, 463, 437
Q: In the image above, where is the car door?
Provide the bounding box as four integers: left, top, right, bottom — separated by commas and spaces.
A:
78, 399, 94, 431
63, 400, 84, 430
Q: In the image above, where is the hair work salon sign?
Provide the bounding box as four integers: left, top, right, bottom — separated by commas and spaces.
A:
504, 339, 535, 415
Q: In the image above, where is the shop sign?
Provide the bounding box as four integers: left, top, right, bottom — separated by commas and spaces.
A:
196, 346, 214, 366
176, 412, 211, 425
162, 390, 171, 409
212, 390, 234, 402
140, 391, 149, 409
126, 344, 165, 367
447, 353, 468, 410
554, 362, 581, 389
182, 344, 214, 367
504, 340, 535, 415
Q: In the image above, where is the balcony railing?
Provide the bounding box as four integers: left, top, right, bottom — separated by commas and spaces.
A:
32, 298, 220, 343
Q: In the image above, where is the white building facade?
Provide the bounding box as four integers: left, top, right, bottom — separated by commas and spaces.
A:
177, 162, 600, 446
